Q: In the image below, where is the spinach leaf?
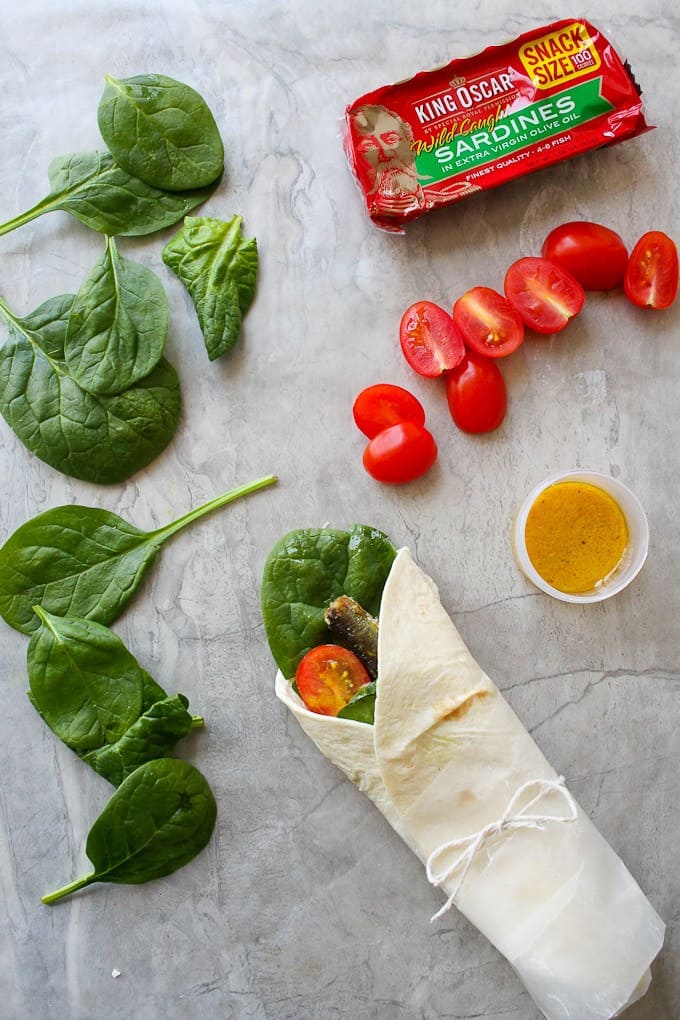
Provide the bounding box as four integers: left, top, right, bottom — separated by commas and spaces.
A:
260, 525, 396, 679
0, 151, 218, 238
98, 74, 224, 192
41, 758, 217, 903
83, 695, 199, 787
0, 293, 181, 484
19, 293, 75, 357
64, 236, 168, 395
28, 608, 143, 752
162, 215, 258, 361
27, 607, 199, 785
0, 474, 276, 634
141, 671, 168, 711
337, 682, 376, 725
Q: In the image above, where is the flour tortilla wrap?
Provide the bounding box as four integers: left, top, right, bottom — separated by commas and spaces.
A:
275, 671, 412, 845
275, 548, 664, 1019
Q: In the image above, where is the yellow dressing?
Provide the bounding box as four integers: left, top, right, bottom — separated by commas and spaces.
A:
525, 481, 628, 594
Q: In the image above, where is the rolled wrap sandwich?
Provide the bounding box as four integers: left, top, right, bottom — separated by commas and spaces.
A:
261, 526, 664, 1019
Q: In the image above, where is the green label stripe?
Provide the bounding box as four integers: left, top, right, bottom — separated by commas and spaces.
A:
414, 78, 613, 182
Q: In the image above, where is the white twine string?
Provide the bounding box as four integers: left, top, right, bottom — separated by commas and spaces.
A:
425, 776, 578, 921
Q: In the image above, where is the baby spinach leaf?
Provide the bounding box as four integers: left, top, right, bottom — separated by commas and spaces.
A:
19, 293, 75, 358
0, 474, 277, 634
64, 236, 168, 395
337, 682, 376, 725
83, 695, 198, 787
141, 671, 168, 712
98, 74, 224, 192
260, 525, 396, 679
41, 758, 217, 903
0, 151, 218, 238
28, 608, 144, 753
0, 293, 181, 484
162, 215, 258, 361
27, 607, 198, 785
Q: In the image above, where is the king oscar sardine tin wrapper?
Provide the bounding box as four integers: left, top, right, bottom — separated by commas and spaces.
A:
344, 19, 652, 231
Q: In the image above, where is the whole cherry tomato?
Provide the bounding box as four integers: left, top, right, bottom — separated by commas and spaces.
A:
446, 350, 507, 434
353, 383, 426, 439
542, 221, 628, 291
452, 286, 524, 357
504, 257, 585, 335
624, 231, 679, 309
363, 421, 437, 483
399, 301, 465, 376
295, 645, 371, 716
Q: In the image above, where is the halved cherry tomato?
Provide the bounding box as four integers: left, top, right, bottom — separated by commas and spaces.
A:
363, 421, 437, 484
295, 644, 371, 716
624, 231, 679, 309
353, 383, 426, 439
446, 350, 507, 434
504, 257, 585, 335
542, 221, 628, 291
399, 301, 465, 377
452, 286, 524, 357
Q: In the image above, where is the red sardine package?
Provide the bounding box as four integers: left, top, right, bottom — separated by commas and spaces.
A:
343, 19, 652, 231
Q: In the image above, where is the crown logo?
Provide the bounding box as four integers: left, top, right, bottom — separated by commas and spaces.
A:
450, 75, 466, 87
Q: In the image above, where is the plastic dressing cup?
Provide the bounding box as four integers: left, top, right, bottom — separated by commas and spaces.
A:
512, 470, 649, 604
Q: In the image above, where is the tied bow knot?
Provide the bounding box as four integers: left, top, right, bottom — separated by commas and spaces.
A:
425, 777, 578, 921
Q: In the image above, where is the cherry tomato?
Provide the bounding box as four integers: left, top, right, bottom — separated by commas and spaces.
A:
542, 221, 628, 291
452, 286, 524, 357
399, 301, 465, 377
353, 383, 426, 439
446, 350, 507, 434
504, 257, 585, 335
624, 231, 679, 309
363, 421, 437, 484
295, 644, 371, 716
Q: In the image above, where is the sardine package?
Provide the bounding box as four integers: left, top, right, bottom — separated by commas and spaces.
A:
272, 547, 664, 1020
343, 19, 651, 231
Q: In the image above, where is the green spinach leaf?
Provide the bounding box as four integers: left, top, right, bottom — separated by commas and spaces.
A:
162, 215, 258, 361
260, 525, 396, 679
83, 695, 199, 787
28, 608, 143, 752
65, 236, 168, 395
19, 293, 75, 357
98, 74, 224, 192
27, 607, 199, 785
0, 151, 218, 238
337, 681, 376, 724
41, 758, 217, 903
0, 475, 276, 634
0, 293, 181, 484
141, 670, 168, 711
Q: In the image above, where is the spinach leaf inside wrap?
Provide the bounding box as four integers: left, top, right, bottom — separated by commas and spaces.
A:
260, 525, 395, 681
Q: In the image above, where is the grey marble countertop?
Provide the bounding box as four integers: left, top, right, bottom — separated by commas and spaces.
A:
1, 2, 678, 1018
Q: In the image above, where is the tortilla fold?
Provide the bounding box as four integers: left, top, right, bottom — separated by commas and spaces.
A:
275, 548, 664, 1019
